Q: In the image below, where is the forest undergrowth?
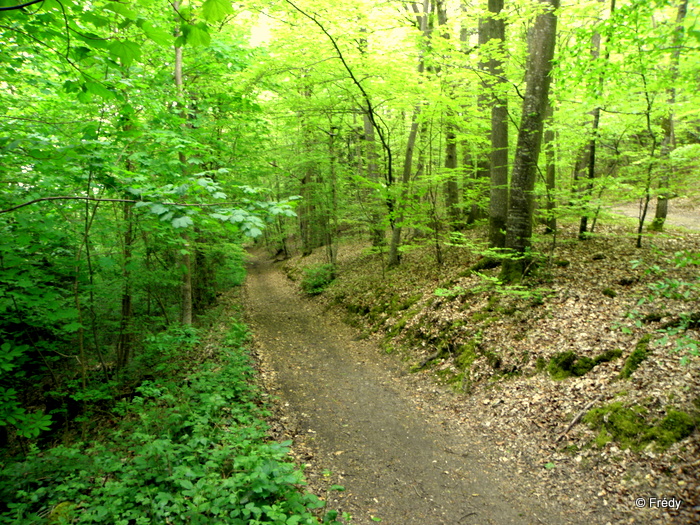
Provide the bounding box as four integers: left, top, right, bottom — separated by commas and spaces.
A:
283, 218, 700, 524
0, 291, 340, 525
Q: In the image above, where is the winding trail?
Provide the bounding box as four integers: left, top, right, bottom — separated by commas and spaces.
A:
243, 257, 580, 525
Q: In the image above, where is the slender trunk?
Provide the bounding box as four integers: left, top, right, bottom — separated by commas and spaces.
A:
651, 0, 687, 231
486, 0, 508, 249
444, 122, 460, 227
543, 101, 557, 234
468, 5, 495, 225
174, 1, 192, 325
387, 110, 421, 267
387, 0, 430, 267
116, 200, 134, 368
501, 0, 558, 282
363, 113, 386, 246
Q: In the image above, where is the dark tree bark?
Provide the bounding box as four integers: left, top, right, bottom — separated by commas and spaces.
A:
485, 0, 508, 249
501, 0, 558, 282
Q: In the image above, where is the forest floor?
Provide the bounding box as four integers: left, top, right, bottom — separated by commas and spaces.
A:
243, 205, 699, 525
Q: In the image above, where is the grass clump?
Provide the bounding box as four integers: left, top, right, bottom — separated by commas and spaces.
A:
619, 334, 651, 379
301, 264, 336, 295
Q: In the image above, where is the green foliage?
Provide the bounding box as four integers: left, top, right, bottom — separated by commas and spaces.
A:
301, 265, 336, 296
0, 325, 341, 525
583, 402, 698, 452
619, 335, 651, 379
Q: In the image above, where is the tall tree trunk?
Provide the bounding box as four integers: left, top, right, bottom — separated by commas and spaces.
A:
486, 0, 508, 249
387, 109, 421, 268
363, 112, 386, 246
543, 101, 557, 234
501, 0, 558, 282
651, 0, 687, 231
387, 0, 430, 268
468, 3, 495, 225
577, 22, 603, 240
174, 0, 192, 325
444, 122, 460, 227
116, 199, 134, 368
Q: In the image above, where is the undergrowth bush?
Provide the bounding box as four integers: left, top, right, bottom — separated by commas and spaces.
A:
0, 324, 344, 525
301, 264, 336, 296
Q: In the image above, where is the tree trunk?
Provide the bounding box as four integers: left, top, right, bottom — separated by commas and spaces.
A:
501, 0, 558, 282
651, 0, 687, 231
387, 0, 430, 268
444, 122, 460, 227
116, 199, 134, 368
486, 0, 508, 249
543, 101, 557, 234
174, 0, 192, 325
363, 113, 386, 246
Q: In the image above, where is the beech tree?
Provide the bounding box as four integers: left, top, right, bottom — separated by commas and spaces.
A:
501, 0, 559, 282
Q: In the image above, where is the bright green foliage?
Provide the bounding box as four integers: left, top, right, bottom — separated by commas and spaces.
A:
0, 325, 341, 524
301, 264, 336, 295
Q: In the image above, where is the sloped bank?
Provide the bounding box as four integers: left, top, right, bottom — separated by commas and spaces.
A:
283, 224, 700, 524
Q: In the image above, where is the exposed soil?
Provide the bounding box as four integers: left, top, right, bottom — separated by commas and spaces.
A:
243, 257, 602, 525
611, 198, 700, 231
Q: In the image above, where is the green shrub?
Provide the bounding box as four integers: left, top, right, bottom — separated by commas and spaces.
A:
301, 264, 336, 295
0, 325, 344, 525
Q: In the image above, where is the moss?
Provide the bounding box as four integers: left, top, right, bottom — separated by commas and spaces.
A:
619, 334, 651, 379
647, 410, 696, 450
471, 311, 495, 323
594, 348, 623, 365
535, 356, 547, 372
485, 295, 500, 312
583, 402, 648, 450
602, 288, 617, 298
584, 403, 697, 451
571, 356, 596, 376
456, 340, 478, 369
547, 351, 598, 379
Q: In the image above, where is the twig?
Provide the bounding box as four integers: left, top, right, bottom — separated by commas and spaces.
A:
0, 196, 251, 214
556, 394, 604, 442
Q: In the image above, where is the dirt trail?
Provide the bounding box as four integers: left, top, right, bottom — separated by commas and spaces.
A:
243, 258, 586, 525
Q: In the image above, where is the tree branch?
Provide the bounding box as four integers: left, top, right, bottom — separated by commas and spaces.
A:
0, 0, 44, 11
283, 0, 393, 185
0, 196, 246, 214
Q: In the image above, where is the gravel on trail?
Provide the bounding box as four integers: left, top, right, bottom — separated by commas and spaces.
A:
243, 257, 588, 525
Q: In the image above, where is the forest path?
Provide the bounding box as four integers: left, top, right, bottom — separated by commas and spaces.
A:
243, 257, 582, 525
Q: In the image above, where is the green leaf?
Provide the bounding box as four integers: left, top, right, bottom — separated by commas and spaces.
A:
182, 23, 211, 47
85, 81, 115, 100
201, 0, 234, 22
104, 3, 139, 20
172, 216, 194, 229
139, 21, 172, 46
108, 40, 142, 67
